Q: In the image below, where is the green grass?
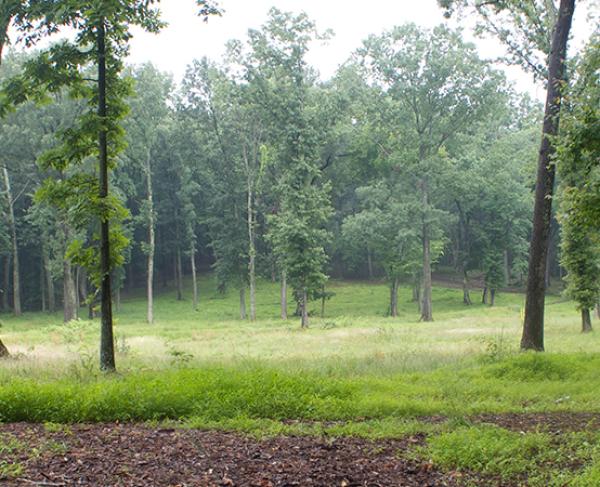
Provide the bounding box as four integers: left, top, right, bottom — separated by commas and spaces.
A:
1, 276, 599, 483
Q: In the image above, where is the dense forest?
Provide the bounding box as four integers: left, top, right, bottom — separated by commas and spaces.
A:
0, 5, 597, 335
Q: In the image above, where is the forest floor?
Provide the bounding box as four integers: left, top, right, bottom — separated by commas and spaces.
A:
1, 413, 600, 486
1, 278, 600, 485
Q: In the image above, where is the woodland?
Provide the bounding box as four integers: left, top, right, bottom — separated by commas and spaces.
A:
0, 0, 599, 485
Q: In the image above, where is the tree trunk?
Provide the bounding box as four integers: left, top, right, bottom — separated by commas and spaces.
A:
97, 20, 116, 372
0, 339, 8, 358
521, 0, 575, 352
595, 301, 600, 320
301, 288, 309, 329
146, 149, 155, 325
62, 225, 77, 323
280, 271, 288, 320
75, 267, 80, 310
482, 286, 488, 305
41, 256, 46, 312
582, 308, 592, 333
390, 277, 399, 317
247, 175, 257, 321
2, 255, 10, 311
420, 182, 433, 322
463, 270, 472, 305
503, 250, 510, 287
176, 246, 183, 301
191, 247, 198, 311
3, 167, 21, 316
42, 246, 55, 313
320, 285, 326, 318
239, 285, 247, 320
490, 288, 496, 307
78, 267, 88, 307
367, 246, 374, 279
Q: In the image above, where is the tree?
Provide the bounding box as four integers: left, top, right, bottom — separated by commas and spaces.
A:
245, 9, 333, 328
358, 24, 503, 321
439, 0, 577, 351
558, 34, 600, 333
123, 63, 172, 324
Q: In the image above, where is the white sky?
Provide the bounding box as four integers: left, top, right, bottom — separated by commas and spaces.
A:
127, 0, 550, 98
8, 1, 597, 99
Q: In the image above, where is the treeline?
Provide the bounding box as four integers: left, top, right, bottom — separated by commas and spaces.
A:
0, 9, 596, 329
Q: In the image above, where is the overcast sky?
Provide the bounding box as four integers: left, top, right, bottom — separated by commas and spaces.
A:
126, 0, 555, 98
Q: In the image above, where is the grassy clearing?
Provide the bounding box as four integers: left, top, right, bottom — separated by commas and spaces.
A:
1, 276, 599, 484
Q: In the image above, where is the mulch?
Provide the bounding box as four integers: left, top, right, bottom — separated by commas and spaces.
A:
1, 412, 599, 487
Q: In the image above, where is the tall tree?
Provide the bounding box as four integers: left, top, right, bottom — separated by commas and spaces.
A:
558, 34, 600, 333
358, 24, 503, 321
439, 0, 577, 351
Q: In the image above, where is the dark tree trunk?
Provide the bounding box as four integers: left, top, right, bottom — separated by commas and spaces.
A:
41, 256, 46, 312
280, 271, 288, 320
2, 255, 9, 311
595, 301, 600, 320
98, 20, 116, 372
582, 308, 592, 333
321, 285, 326, 318
62, 225, 78, 323
0, 339, 8, 358
420, 182, 433, 322
176, 247, 183, 301
490, 288, 496, 307
482, 286, 488, 305
390, 278, 399, 317
191, 247, 198, 311
521, 0, 575, 352
239, 284, 247, 320
463, 270, 472, 305
43, 246, 55, 312
503, 250, 510, 287
301, 288, 309, 329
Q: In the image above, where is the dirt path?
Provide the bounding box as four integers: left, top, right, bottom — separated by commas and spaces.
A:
1, 413, 599, 486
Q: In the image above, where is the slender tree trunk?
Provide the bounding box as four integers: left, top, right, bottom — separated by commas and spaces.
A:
367, 246, 374, 279
490, 288, 496, 307
97, 20, 116, 372
582, 308, 593, 333
239, 284, 247, 320
42, 247, 55, 312
2, 255, 10, 311
63, 256, 77, 322
115, 286, 121, 313
420, 182, 433, 322
595, 301, 600, 320
521, 0, 575, 352
503, 250, 510, 286
176, 246, 183, 301
301, 288, 309, 329
463, 270, 472, 305
145, 149, 155, 324
280, 271, 288, 320
320, 284, 326, 318
191, 247, 198, 311
390, 277, 399, 317
79, 267, 88, 306
75, 267, 80, 310
482, 286, 488, 305
3, 167, 21, 316
41, 256, 46, 312
247, 192, 257, 321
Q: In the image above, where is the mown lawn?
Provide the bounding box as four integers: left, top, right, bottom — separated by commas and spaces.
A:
1, 276, 599, 484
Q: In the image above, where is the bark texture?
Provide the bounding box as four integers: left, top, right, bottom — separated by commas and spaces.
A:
98, 20, 116, 372
521, 0, 575, 351
582, 308, 593, 333
3, 167, 21, 316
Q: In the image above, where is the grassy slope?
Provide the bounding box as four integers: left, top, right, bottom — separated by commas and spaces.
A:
1, 276, 599, 484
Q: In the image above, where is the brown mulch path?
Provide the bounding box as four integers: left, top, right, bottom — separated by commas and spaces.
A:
1, 412, 599, 486
0, 424, 459, 487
